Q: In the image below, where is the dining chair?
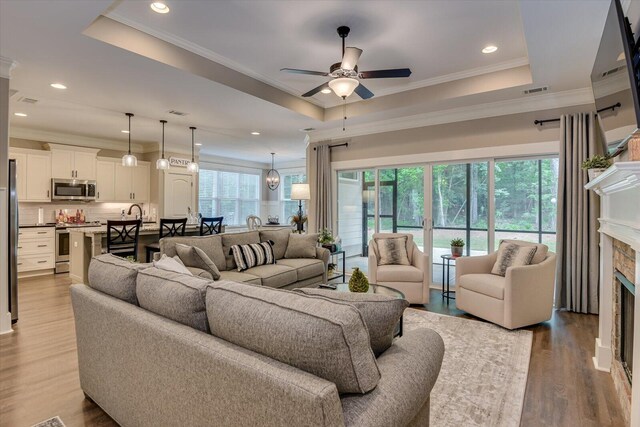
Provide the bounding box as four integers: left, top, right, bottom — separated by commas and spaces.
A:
106, 220, 141, 261
200, 216, 224, 235
145, 218, 188, 262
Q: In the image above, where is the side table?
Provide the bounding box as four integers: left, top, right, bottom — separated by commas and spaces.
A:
440, 254, 462, 302
328, 250, 346, 282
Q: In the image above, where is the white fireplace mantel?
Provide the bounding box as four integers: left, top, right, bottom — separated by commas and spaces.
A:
586, 160, 640, 427
585, 161, 640, 195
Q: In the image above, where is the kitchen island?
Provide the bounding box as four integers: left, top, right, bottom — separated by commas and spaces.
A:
68, 223, 205, 284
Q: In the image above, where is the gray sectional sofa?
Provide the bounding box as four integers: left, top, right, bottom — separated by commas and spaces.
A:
72, 254, 445, 427
158, 228, 330, 288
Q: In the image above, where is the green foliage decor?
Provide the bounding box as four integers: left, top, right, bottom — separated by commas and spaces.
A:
290, 214, 307, 226
581, 155, 612, 170
318, 228, 335, 244
450, 238, 465, 247
349, 267, 369, 293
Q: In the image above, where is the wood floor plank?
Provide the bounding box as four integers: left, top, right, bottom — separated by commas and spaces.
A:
0, 276, 626, 427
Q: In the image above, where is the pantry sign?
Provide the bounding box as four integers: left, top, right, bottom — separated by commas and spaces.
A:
169, 157, 191, 167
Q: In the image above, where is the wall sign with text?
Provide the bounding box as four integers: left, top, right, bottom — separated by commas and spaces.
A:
169, 157, 191, 167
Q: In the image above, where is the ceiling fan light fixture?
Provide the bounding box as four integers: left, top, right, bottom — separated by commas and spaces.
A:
328, 77, 359, 98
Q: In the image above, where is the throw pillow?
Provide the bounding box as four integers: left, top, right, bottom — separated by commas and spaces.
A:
284, 233, 318, 259
206, 282, 380, 394
375, 236, 410, 266
230, 242, 276, 272
491, 242, 537, 276
499, 239, 548, 264
175, 243, 221, 280
153, 254, 193, 276
294, 288, 409, 356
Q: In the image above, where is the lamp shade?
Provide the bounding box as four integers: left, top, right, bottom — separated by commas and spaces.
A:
291, 183, 311, 200
328, 77, 359, 98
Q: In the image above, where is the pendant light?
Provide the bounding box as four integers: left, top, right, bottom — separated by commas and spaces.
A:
156, 119, 170, 170
187, 126, 199, 173
266, 152, 280, 190
122, 113, 137, 167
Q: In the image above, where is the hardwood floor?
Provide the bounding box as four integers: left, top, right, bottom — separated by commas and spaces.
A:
0, 275, 625, 427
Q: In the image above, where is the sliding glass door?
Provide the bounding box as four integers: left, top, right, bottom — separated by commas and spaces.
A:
337, 170, 374, 272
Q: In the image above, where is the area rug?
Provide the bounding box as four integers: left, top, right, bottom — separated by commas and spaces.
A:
403, 309, 532, 427
31, 416, 66, 427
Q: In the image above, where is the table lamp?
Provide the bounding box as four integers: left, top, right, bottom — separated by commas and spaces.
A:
291, 183, 310, 233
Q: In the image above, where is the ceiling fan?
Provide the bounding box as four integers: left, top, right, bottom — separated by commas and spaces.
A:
281, 26, 411, 100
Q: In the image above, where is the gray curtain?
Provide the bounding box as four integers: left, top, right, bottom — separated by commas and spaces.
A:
314, 145, 332, 231
554, 112, 602, 314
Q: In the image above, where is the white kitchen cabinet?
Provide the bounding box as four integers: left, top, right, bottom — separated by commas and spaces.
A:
9, 149, 51, 202
114, 163, 133, 201
163, 170, 195, 218
110, 160, 150, 202
132, 163, 150, 202
47, 144, 98, 180
96, 160, 116, 201
17, 227, 55, 273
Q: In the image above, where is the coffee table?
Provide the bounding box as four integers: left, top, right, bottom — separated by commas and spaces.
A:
319, 283, 405, 337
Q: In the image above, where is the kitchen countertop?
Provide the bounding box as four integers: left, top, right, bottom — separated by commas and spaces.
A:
72, 223, 202, 236
19, 223, 56, 228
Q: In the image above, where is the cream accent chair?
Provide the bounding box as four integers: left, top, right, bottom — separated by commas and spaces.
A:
368, 233, 429, 304
456, 243, 557, 330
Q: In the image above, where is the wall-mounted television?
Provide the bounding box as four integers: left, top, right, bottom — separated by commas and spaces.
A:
591, 0, 640, 155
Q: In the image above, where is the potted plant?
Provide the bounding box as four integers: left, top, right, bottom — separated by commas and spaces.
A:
581, 155, 612, 180
318, 228, 336, 252
327, 262, 337, 276
450, 238, 465, 257
290, 214, 307, 233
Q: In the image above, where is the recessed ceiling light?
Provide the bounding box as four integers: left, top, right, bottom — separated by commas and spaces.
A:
150, 2, 170, 13
482, 45, 498, 54
195, 142, 202, 146
50, 83, 67, 89
121, 130, 130, 134
251, 131, 260, 135
14, 112, 27, 117
320, 88, 332, 94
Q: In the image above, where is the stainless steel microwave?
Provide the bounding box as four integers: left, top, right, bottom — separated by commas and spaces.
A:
51, 179, 97, 201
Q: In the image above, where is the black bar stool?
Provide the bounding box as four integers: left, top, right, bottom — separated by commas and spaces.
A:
145, 218, 187, 262
200, 216, 223, 235
107, 220, 142, 261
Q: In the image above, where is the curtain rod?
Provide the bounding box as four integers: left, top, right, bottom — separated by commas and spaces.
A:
533, 102, 621, 126
313, 142, 349, 151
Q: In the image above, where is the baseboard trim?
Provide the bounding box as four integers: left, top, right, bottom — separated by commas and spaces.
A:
593, 338, 612, 372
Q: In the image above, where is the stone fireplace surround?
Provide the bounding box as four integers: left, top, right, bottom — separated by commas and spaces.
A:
586, 161, 640, 427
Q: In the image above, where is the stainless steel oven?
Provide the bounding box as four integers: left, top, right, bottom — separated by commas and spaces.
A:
55, 228, 70, 273
51, 179, 97, 201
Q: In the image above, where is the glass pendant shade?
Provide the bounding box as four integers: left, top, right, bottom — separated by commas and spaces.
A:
156, 157, 170, 170
266, 152, 280, 190
156, 119, 170, 170
188, 126, 198, 173
328, 77, 359, 98
122, 112, 137, 167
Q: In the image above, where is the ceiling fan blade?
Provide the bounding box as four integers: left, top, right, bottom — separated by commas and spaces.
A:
280, 68, 328, 76
359, 68, 412, 79
302, 82, 330, 97
354, 83, 374, 100
341, 47, 363, 70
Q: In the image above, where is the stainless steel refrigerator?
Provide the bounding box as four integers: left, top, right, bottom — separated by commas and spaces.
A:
8, 159, 18, 323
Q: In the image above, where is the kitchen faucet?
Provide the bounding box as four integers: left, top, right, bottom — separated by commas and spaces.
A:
127, 204, 143, 221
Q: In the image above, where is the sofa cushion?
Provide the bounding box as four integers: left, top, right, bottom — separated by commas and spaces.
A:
458, 273, 506, 300
87, 254, 150, 305
175, 243, 221, 280
284, 233, 318, 259
160, 235, 226, 272
186, 266, 214, 280
206, 282, 380, 394
295, 288, 409, 356
376, 264, 423, 282
218, 270, 261, 286
500, 239, 548, 265
230, 242, 276, 272
491, 242, 537, 276
222, 231, 260, 270
245, 264, 297, 288
259, 228, 291, 259
136, 267, 212, 332
375, 236, 410, 266
277, 258, 325, 281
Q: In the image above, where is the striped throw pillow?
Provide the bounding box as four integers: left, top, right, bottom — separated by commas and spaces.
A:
230, 241, 276, 272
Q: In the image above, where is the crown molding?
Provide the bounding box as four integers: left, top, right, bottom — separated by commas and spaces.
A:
309, 87, 595, 142
0, 57, 17, 79
9, 126, 156, 153
592, 71, 629, 99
